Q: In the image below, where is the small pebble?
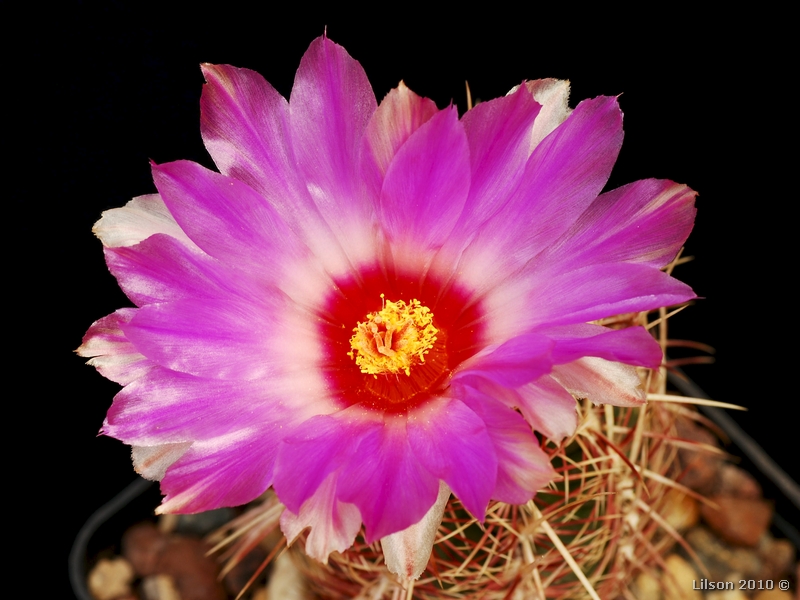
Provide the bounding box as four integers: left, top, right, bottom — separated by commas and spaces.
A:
662, 489, 700, 532
662, 554, 702, 600
634, 571, 662, 600
141, 574, 181, 600
701, 496, 773, 547
715, 465, 762, 499
87, 557, 135, 600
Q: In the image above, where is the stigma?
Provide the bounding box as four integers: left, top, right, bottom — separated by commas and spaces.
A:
348, 295, 439, 376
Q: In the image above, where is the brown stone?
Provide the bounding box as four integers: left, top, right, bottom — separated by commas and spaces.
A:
156, 537, 226, 600
87, 557, 135, 600
675, 417, 724, 494
716, 464, 762, 499
701, 496, 773, 547
121, 521, 225, 600
123, 522, 168, 577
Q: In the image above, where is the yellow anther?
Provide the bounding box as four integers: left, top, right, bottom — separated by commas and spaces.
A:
348, 297, 439, 376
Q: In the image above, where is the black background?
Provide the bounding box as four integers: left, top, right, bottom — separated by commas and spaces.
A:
14, 5, 794, 596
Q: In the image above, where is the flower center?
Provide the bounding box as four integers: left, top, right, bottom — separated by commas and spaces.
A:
348, 295, 439, 377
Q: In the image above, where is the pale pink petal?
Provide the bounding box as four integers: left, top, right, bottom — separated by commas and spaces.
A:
465, 376, 578, 442
290, 36, 378, 263
516, 376, 579, 441
407, 398, 497, 520
280, 472, 362, 563
459, 387, 556, 504
381, 481, 450, 581
77, 309, 153, 385
360, 81, 438, 200
131, 442, 192, 481
552, 358, 647, 407
267, 553, 306, 600
524, 79, 572, 152
92, 194, 197, 249
378, 107, 470, 253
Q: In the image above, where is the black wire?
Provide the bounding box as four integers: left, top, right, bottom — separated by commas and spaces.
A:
68, 478, 153, 600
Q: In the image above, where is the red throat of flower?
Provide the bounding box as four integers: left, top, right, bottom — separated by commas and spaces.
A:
321, 268, 483, 413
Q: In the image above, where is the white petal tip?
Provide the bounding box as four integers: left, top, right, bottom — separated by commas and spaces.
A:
380, 481, 450, 580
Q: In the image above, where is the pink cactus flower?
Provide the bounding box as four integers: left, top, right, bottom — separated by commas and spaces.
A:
79, 36, 695, 570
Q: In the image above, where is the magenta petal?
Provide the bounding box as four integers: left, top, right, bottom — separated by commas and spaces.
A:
516, 95, 623, 250
273, 410, 377, 514
200, 64, 308, 211
290, 37, 377, 231
453, 333, 555, 388
200, 64, 349, 268
459, 388, 555, 504
541, 179, 697, 272
157, 432, 277, 513
77, 309, 153, 385
105, 233, 249, 307
527, 262, 696, 328
335, 415, 440, 542
547, 324, 663, 368
360, 82, 439, 201
407, 398, 497, 520
122, 296, 281, 381
379, 107, 470, 250
459, 96, 624, 285
81, 37, 700, 558
464, 376, 578, 442
151, 161, 302, 275
104, 367, 293, 446
457, 85, 541, 231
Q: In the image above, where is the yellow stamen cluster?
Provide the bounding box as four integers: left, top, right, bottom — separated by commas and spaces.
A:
348, 295, 439, 377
